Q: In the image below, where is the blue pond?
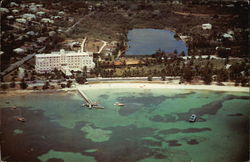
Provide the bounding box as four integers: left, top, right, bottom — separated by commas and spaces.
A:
126, 29, 188, 55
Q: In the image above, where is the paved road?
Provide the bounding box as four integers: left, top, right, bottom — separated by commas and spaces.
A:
0, 53, 36, 76
81, 37, 87, 52
65, 12, 94, 33
116, 50, 122, 59
97, 41, 107, 54
0, 47, 45, 78
65, 17, 85, 33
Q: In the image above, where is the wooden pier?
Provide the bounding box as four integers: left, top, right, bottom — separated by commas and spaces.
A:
77, 88, 104, 109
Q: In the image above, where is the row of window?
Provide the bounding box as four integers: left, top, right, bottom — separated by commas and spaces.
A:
38, 55, 92, 60
68, 66, 80, 68
37, 67, 53, 71
37, 63, 59, 67
37, 62, 93, 67
37, 62, 92, 67
37, 59, 92, 63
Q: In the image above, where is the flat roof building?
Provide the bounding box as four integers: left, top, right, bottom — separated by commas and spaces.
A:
35, 49, 95, 76
202, 23, 212, 30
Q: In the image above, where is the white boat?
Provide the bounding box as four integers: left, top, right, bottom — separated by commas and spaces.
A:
114, 102, 125, 106
16, 116, 26, 122
189, 114, 197, 122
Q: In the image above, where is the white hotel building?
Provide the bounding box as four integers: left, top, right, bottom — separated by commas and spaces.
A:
35, 49, 95, 76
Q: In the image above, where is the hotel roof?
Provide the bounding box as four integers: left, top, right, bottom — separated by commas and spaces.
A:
36, 50, 93, 57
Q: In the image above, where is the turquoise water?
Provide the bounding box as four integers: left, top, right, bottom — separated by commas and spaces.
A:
126, 29, 188, 55
0, 88, 249, 162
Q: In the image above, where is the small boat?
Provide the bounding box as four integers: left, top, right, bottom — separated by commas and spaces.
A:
189, 114, 197, 122
114, 102, 125, 106
82, 104, 93, 108
11, 106, 17, 110
82, 104, 104, 109
16, 117, 26, 122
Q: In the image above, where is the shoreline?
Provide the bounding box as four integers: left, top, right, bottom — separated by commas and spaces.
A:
0, 88, 77, 97
78, 83, 249, 92
0, 82, 248, 97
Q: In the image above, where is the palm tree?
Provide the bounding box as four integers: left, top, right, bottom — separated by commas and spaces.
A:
182, 67, 193, 82
10, 82, 16, 88
67, 81, 72, 88
161, 75, 166, 81
147, 75, 153, 81
20, 80, 28, 89
1, 84, 9, 91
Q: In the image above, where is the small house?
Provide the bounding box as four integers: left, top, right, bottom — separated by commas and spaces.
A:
202, 23, 212, 30
36, 11, 46, 16
58, 11, 65, 15
13, 48, 25, 54
22, 13, 36, 20
12, 9, 19, 14
16, 18, 27, 24
10, 2, 19, 7
223, 33, 233, 40
41, 18, 54, 24
7, 15, 14, 19
0, 8, 10, 13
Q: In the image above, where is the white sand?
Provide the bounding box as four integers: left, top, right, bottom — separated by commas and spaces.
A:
78, 83, 249, 92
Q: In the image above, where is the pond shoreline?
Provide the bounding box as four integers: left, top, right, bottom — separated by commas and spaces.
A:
125, 28, 188, 56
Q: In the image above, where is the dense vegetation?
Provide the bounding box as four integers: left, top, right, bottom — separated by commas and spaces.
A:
0, 0, 249, 90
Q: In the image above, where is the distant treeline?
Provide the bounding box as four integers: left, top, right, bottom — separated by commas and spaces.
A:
8, 0, 249, 4
3, 0, 248, 10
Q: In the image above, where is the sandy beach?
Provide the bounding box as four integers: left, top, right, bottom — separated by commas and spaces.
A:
78, 83, 249, 92
0, 82, 248, 97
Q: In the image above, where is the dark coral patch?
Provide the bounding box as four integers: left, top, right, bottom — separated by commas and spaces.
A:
228, 118, 248, 135
47, 158, 65, 162
154, 153, 168, 159
118, 94, 166, 107
159, 128, 180, 134
181, 128, 211, 133
167, 140, 182, 147
149, 114, 177, 122
143, 140, 162, 147
118, 104, 142, 116
99, 94, 109, 100
118, 91, 195, 117
118, 94, 167, 116
175, 95, 250, 121
91, 125, 157, 162
1, 107, 160, 162
0, 107, 95, 161
227, 113, 243, 117
159, 128, 211, 135
197, 117, 207, 122
169, 92, 196, 99
150, 95, 249, 123
187, 139, 199, 145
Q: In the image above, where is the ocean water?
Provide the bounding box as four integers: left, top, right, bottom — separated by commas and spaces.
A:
126, 29, 188, 55
0, 88, 249, 162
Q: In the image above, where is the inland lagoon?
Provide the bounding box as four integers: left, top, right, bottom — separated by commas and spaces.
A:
0, 85, 249, 162
125, 29, 188, 55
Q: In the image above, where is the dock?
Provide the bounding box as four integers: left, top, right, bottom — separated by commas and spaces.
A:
77, 88, 104, 109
